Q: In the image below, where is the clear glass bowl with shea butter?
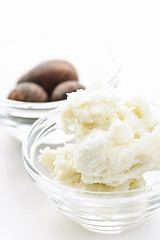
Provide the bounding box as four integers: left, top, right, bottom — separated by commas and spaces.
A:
22, 104, 160, 234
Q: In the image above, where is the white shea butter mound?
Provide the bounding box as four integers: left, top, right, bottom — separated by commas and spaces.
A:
39, 84, 160, 192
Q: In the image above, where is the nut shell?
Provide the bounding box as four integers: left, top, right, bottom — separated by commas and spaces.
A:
18, 60, 78, 95
50, 81, 85, 101
8, 82, 48, 102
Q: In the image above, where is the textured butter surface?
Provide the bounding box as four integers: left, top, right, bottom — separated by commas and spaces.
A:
39, 84, 160, 192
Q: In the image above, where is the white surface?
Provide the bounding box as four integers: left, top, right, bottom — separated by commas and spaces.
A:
1, 0, 160, 239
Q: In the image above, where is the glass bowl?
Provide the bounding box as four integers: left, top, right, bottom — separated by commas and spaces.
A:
22, 106, 160, 234
0, 36, 121, 142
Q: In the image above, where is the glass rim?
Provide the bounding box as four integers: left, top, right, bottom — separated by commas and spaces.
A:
0, 98, 65, 110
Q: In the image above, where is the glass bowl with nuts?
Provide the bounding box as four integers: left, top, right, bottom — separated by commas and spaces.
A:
0, 36, 121, 141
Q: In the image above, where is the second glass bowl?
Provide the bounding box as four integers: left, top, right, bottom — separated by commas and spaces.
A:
0, 36, 121, 141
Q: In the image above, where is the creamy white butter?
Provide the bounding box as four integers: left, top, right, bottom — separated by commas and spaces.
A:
39, 84, 160, 192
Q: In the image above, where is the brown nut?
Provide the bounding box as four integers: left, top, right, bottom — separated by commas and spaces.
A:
18, 60, 78, 95
8, 82, 48, 102
50, 80, 85, 101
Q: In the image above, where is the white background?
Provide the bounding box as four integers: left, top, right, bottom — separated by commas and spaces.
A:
1, 0, 160, 239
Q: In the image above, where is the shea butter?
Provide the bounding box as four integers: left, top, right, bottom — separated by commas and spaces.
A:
39, 84, 160, 192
